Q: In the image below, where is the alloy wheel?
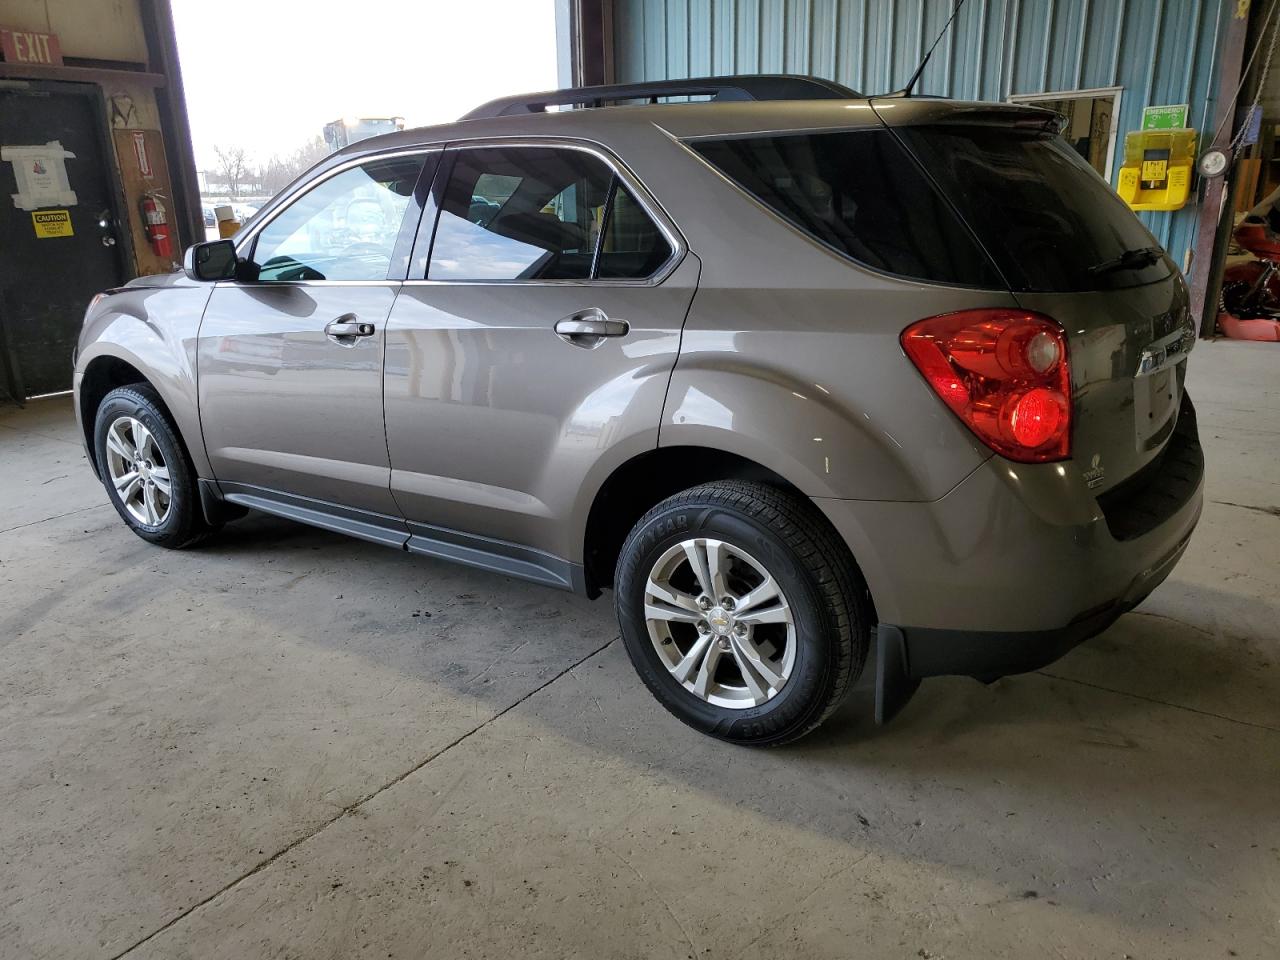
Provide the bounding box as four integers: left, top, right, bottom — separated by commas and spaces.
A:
643, 537, 796, 709
104, 415, 172, 527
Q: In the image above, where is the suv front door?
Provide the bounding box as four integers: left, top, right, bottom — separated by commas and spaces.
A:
197, 152, 430, 538
383, 142, 697, 580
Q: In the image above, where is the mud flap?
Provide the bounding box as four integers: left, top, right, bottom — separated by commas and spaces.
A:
874, 624, 920, 725
198, 478, 248, 526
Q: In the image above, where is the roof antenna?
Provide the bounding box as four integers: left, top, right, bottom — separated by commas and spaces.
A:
888, 0, 970, 97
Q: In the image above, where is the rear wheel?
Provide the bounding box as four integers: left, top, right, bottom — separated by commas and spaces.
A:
615, 480, 871, 746
93, 384, 214, 548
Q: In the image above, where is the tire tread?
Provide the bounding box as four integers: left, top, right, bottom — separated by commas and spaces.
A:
94, 382, 214, 550
617, 480, 871, 746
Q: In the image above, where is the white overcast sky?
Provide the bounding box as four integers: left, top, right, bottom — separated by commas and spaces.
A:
171, 0, 559, 169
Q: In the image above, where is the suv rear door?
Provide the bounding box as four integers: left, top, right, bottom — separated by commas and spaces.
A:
383, 141, 697, 579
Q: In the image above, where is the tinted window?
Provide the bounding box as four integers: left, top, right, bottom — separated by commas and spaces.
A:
252, 155, 424, 281
897, 125, 1173, 291
428, 146, 673, 281
431, 147, 611, 281
691, 130, 1002, 287
598, 187, 673, 279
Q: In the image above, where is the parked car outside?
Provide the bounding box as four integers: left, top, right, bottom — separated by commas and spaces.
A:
73, 77, 1202, 744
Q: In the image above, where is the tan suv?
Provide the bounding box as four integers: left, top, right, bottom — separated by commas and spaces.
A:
74, 76, 1203, 744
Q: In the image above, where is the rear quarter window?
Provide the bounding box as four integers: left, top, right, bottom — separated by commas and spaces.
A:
690, 130, 1004, 288
896, 125, 1173, 292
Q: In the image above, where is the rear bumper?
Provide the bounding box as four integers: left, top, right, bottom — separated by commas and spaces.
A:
814, 394, 1204, 719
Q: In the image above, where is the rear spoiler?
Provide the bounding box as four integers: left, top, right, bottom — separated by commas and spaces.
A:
869, 99, 1065, 134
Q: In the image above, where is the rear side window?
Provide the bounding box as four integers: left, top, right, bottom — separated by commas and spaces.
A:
690, 130, 1003, 287
598, 187, 673, 279
897, 125, 1173, 292
428, 146, 672, 282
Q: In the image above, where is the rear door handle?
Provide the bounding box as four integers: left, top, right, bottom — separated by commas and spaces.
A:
554, 312, 629, 346
325, 314, 375, 340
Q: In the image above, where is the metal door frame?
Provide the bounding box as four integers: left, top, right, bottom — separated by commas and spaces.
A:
1008, 85, 1125, 184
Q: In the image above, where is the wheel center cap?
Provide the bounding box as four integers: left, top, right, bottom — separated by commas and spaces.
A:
708, 607, 734, 636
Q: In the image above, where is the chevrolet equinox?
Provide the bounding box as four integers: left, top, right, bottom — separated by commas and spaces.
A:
73, 76, 1204, 744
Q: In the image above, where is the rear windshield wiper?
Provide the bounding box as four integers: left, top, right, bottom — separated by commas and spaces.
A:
1087, 245, 1164, 276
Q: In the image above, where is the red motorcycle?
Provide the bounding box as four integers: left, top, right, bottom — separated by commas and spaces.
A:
1219, 217, 1280, 341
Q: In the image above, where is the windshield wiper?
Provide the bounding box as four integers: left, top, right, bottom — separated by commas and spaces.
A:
1087, 245, 1164, 276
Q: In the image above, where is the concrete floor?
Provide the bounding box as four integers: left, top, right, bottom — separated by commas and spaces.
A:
1, 340, 1277, 960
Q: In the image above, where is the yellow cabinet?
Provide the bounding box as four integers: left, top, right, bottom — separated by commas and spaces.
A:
1116, 128, 1196, 212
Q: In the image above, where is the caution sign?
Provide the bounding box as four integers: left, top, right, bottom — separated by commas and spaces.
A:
31, 209, 73, 238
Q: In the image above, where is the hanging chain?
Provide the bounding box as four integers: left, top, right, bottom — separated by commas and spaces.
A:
1209, 0, 1280, 152
1230, 1, 1280, 151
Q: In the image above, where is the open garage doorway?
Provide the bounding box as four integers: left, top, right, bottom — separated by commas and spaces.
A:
1009, 87, 1123, 181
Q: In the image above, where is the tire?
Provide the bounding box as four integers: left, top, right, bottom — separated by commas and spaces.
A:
615, 480, 872, 746
93, 383, 215, 549
1220, 261, 1280, 321
1220, 280, 1259, 320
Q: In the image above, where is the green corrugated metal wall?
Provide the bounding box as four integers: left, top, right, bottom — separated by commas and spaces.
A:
611, 0, 1232, 271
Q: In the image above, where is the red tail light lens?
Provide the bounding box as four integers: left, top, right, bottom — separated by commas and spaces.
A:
901, 309, 1071, 462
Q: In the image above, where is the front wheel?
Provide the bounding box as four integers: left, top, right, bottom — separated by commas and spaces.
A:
93, 383, 215, 549
615, 480, 871, 746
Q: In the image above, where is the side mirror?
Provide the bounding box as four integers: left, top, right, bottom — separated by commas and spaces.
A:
183, 239, 239, 282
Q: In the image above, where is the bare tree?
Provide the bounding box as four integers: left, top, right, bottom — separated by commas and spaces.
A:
259, 137, 330, 196
214, 145, 249, 198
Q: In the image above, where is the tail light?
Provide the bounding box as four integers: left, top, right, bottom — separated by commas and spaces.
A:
901, 309, 1071, 463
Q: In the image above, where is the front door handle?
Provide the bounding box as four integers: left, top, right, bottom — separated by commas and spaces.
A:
554, 311, 629, 347
325, 314, 375, 341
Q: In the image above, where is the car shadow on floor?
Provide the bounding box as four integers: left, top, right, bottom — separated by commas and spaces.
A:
200, 511, 1279, 746
830, 581, 1280, 745
67, 504, 1280, 940
504, 579, 1280, 936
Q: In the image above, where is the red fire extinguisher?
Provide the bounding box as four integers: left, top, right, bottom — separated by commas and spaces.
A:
140, 192, 172, 259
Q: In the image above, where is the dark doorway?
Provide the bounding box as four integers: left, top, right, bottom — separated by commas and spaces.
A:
0, 83, 127, 399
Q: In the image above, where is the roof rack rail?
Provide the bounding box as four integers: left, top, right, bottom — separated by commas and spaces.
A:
461, 74, 861, 121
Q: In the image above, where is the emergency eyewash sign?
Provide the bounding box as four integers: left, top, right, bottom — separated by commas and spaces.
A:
1142, 104, 1189, 130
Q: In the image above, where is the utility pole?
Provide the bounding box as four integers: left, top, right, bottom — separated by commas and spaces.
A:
1188, 0, 1255, 334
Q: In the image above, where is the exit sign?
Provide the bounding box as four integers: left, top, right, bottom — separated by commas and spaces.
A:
0, 27, 63, 66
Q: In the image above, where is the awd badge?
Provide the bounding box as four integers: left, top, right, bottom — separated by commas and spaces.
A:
1083, 454, 1106, 489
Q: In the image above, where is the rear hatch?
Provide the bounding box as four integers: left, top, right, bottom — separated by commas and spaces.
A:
882, 107, 1194, 494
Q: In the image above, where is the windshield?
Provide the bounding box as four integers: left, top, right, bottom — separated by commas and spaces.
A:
896, 125, 1173, 292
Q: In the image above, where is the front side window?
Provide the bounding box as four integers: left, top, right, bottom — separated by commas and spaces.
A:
251, 154, 425, 282
428, 146, 672, 281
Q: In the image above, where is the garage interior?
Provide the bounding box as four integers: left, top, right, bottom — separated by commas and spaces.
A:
2, 1, 1279, 958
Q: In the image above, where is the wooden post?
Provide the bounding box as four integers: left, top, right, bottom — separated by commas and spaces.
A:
572, 0, 614, 87
137, 0, 205, 253
1188, 0, 1255, 335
